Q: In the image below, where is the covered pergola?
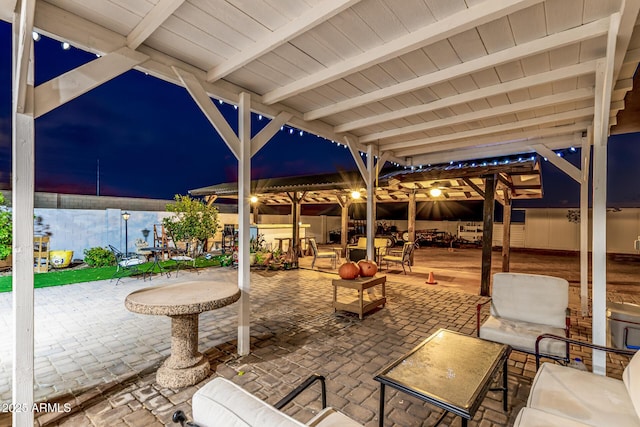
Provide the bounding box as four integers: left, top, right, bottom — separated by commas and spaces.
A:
4, 1, 640, 423
191, 156, 544, 294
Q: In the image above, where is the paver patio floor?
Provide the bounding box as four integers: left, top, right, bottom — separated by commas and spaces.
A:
0, 247, 637, 426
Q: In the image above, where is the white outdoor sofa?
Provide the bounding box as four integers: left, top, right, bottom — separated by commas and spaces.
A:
514, 334, 639, 427
476, 272, 570, 363
172, 375, 361, 427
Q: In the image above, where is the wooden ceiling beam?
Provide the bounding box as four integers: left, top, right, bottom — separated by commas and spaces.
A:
127, 0, 184, 49
207, 0, 361, 82
360, 88, 595, 143
264, 0, 543, 106
335, 61, 597, 133
305, 17, 609, 120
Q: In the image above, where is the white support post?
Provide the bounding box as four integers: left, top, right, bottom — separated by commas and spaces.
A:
366, 145, 375, 260
592, 13, 619, 375
237, 92, 251, 355
581, 129, 592, 316
12, 7, 36, 425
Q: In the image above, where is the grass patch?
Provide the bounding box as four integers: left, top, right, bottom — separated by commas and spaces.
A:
0, 256, 222, 293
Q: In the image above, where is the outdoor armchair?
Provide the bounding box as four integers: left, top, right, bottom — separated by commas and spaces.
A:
476, 272, 570, 363
381, 241, 414, 274
169, 240, 202, 277
109, 245, 144, 285
172, 374, 361, 427
308, 237, 337, 269
513, 334, 638, 427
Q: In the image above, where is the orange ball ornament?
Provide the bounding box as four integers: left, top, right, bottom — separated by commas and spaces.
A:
338, 262, 360, 280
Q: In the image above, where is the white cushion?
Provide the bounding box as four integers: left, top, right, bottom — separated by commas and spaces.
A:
307, 408, 361, 427
119, 258, 142, 267
491, 273, 568, 328
623, 351, 640, 419
528, 363, 640, 427
193, 377, 305, 427
171, 255, 194, 262
514, 407, 593, 427
479, 316, 567, 357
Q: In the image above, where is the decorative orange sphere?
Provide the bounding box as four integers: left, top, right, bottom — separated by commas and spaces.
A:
338, 262, 360, 280
358, 259, 378, 277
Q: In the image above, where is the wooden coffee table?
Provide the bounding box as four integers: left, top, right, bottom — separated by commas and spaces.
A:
374, 328, 510, 426
332, 275, 386, 319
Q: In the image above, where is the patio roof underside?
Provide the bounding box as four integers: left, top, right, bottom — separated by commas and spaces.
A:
189, 158, 542, 206
3, 0, 639, 166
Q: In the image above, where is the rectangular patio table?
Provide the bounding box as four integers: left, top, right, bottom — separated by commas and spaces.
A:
374, 328, 510, 427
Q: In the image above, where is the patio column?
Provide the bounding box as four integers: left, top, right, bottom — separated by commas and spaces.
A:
581, 128, 592, 316
592, 56, 615, 375
501, 189, 511, 272
237, 92, 251, 356
365, 145, 376, 260
12, 7, 36, 425
337, 195, 351, 256
407, 191, 416, 243
480, 174, 496, 296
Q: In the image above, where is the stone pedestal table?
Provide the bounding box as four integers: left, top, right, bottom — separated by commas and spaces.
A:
125, 281, 241, 388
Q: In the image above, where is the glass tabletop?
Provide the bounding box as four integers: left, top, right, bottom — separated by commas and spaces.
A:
375, 329, 510, 416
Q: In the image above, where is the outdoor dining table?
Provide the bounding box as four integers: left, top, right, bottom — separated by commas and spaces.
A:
141, 246, 170, 280
125, 280, 241, 388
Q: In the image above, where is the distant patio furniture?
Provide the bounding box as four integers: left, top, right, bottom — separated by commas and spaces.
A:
347, 237, 393, 263
170, 240, 201, 277
109, 245, 144, 285
381, 241, 414, 274
308, 237, 337, 269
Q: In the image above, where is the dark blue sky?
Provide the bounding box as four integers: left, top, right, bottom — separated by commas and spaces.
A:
1, 21, 639, 208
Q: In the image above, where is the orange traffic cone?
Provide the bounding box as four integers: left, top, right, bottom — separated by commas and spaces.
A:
426, 271, 438, 285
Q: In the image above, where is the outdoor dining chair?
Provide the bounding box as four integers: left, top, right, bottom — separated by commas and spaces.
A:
381, 241, 414, 274
109, 245, 144, 285
308, 237, 337, 269
170, 240, 201, 277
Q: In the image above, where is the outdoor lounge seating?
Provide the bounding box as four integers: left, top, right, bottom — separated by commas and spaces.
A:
170, 240, 201, 277
477, 272, 570, 363
308, 237, 337, 269
513, 334, 639, 427
109, 245, 144, 285
172, 375, 361, 427
346, 237, 392, 262
381, 241, 414, 274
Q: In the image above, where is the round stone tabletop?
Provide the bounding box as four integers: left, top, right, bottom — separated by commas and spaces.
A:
125, 281, 241, 316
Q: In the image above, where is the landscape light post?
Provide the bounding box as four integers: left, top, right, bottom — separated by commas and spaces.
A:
122, 211, 130, 256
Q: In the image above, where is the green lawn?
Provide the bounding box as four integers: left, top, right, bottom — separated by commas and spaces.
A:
0, 257, 223, 293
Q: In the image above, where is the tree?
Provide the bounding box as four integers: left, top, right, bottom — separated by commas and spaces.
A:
0, 194, 11, 260
162, 195, 220, 254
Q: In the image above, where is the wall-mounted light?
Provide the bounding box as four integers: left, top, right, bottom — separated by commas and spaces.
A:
61, 42, 70, 50
429, 188, 442, 197
250, 195, 258, 203
32, 31, 40, 41
351, 190, 361, 199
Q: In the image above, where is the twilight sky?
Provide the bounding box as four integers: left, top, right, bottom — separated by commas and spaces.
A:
1, 21, 639, 210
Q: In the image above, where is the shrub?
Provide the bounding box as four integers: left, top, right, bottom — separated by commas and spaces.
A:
163, 194, 220, 254
83, 247, 115, 267
0, 194, 11, 261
